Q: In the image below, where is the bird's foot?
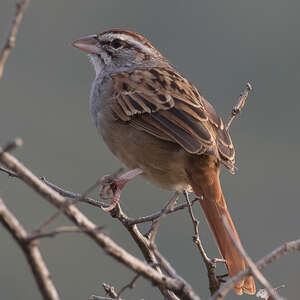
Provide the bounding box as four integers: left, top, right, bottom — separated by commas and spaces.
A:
99, 168, 143, 211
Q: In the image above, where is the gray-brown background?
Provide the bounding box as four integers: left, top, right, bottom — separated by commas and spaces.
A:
1, 1, 299, 299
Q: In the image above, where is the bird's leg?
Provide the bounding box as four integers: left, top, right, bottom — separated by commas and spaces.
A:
99, 168, 143, 211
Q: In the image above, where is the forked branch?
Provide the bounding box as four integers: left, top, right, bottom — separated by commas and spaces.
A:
0, 143, 200, 300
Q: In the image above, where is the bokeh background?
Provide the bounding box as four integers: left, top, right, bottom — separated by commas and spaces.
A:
1, 1, 300, 299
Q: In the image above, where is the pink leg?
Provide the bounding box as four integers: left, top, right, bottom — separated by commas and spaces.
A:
100, 168, 143, 211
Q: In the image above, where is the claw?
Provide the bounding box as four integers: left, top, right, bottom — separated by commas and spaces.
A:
99, 168, 143, 211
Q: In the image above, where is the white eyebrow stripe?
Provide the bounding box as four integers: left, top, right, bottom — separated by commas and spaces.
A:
102, 33, 157, 56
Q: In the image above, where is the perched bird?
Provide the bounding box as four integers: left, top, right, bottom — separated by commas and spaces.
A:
73, 29, 256, 295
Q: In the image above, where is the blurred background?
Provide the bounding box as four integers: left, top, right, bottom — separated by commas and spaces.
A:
1, 0, 300, 299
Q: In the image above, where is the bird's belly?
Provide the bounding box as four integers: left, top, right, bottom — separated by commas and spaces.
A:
99, 120, 190, 191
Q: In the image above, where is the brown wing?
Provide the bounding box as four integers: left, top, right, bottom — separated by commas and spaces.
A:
110, 67, 235, 171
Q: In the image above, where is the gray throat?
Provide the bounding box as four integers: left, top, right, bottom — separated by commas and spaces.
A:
89, 73, 111, 128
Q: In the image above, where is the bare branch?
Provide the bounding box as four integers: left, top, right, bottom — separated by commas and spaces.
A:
221, 216, 283, 300
0, 147, 200, 300
212, 239, 300, 299
0, 198, 59, 300
5, 173, 192, 299
40, 176, 198, 223
107, 204, 181, 300
184, 191, 226, 295
0, 0, 31, 79
226, 83, 252, 130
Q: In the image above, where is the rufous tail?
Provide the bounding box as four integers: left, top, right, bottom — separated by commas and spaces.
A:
187, 160, 256, 295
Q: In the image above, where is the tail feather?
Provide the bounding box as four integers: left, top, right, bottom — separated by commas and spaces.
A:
187, 159, 256, 295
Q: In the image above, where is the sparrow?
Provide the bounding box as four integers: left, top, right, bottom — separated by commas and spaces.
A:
73, 29, 256, 295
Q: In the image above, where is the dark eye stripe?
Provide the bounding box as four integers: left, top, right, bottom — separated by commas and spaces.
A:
99, 40, 110, 46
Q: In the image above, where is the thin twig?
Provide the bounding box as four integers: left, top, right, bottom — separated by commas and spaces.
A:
0, 198, 59, 300
41, 176, 197, 223
184, 191, 225, 295
0, 0, 31, 79
0, 165, 19, 177
127, 198, 198, 225
102, 283, 119, 299
41, 177, 107, 208
27, 225, 104, 242
148, 192, 179, 243
37, 210, 65, 233
36, 178, 103, 233
226, 83, 252, 130
218, 216, 285, 300
117, 274, 140, 298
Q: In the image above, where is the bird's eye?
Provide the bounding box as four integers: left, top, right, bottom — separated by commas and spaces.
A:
111, 39, 122, 49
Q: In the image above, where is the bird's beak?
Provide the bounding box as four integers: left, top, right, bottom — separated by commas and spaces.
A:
72, 35, 99, 54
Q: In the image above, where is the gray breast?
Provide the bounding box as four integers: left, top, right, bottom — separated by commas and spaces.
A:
89, 74, 112, 128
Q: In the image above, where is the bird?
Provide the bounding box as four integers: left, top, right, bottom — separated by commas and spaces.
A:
72, 28, 256, 295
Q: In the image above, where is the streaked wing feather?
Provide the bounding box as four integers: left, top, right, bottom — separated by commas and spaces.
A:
130, 117, 173, 142
150, 112, 207, 154
110, 67, 235, 167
